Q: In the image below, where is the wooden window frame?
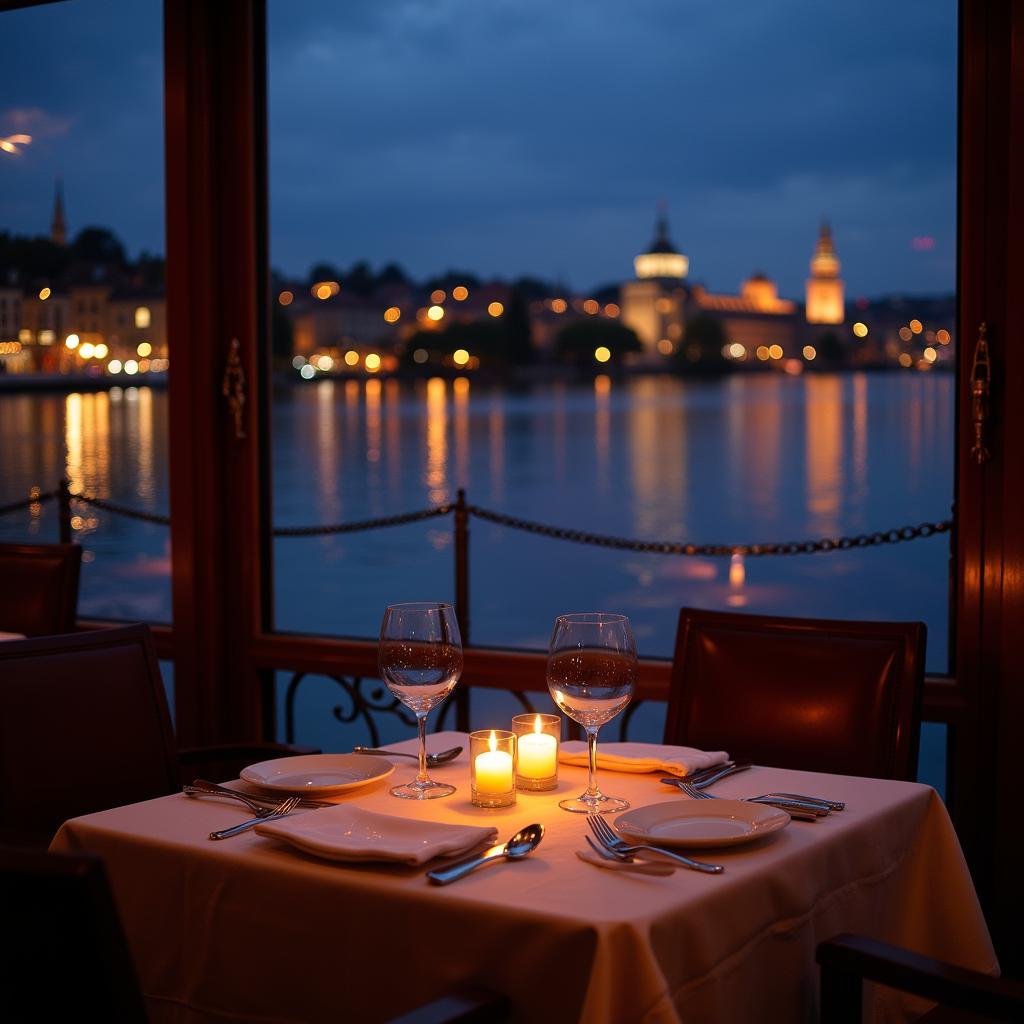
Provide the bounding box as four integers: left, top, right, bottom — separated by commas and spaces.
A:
158, 0, 1022, 963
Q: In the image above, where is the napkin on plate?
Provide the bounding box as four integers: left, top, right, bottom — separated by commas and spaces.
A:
558, 741, 728, 777
255, 804, 498, 866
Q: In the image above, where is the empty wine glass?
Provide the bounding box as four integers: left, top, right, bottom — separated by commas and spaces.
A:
547, 612, 637, 813
379, 602, 463, 799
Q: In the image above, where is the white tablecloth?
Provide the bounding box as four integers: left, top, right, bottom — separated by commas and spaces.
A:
51, 731, 995, 1024
0, 631, 26, 641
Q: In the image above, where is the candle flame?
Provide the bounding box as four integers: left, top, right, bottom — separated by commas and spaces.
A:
534, 714, 543, 734
489, 729, 497, 753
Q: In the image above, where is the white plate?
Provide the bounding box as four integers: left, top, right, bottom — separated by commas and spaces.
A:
614, 800, 790, 849
241, 754, 395, 795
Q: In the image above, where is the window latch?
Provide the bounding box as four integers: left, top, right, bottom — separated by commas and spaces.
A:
222, 337, 247, 440
969, 322, 991, 465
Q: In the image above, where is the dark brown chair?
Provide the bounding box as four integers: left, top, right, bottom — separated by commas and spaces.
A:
0, 624, 317, 846
0, 542, 82, 636
664, 608, 925, 780
0, 846, 148, 1023
818, 934, 1024, 1023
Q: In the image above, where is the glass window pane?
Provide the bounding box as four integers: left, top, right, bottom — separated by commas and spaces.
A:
0, 0, 170, 622
267, 2, 955, 789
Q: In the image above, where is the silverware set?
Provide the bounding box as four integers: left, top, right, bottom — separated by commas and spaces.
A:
586, 815, 724, 874
658, 762, 845, 820
208, 795, 301, 841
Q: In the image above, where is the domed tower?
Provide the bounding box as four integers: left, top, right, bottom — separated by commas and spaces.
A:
633, 208, 689, 281
805, 221, 844, 324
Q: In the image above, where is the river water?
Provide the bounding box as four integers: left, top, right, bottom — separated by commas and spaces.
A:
0, 372, 953, 783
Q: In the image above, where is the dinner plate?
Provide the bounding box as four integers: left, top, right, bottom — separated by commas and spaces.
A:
241, 754, 395, 795
614, 800, 790, 849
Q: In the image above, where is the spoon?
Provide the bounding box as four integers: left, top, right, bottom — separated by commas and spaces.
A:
353, 745, 462, 766
426, 824, 544, 885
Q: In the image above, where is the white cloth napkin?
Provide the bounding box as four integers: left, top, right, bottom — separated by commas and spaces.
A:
558, 741, 728, 777
255, 804, 498, 865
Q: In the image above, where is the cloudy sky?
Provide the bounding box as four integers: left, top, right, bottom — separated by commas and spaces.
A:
0, 0, 956, 298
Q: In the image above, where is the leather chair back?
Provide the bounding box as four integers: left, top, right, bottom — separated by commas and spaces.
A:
0, 543, 82, 636
0, 846, 147, 1022
664, 608, 925, 780
0, 625, 177, 845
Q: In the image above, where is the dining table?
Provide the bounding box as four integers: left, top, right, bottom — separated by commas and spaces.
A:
50, 730, 996, 1024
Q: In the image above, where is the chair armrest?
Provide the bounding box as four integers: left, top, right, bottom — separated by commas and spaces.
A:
176, 742, 320, 786
386, 990, 510, 1024
817, 934, 1021, 1023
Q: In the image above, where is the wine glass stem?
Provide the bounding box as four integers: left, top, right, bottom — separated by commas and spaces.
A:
586, 726, 601, 798
416, 713, 429, 784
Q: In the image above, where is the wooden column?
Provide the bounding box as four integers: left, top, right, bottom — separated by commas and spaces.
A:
956, 0, 1024, 972
164, 0, 270, 746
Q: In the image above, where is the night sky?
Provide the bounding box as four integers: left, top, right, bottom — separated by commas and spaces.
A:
0, 0, 956, 298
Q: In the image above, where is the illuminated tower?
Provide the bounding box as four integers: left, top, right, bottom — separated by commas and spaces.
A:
51, 179, 66, 247
633, 206, 689, 281
805, 221, 844, 324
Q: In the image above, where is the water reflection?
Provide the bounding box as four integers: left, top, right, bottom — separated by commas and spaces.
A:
805, 376, 844, 534
627, 377, 686, 539
424, 377, 448, 505
453, 376, 470, 488
315, 380, 340, 524
594, 374, 611, 494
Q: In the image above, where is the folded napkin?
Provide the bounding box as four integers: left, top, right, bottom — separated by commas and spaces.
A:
558, 741, 728, 777
255, 804, 497, 866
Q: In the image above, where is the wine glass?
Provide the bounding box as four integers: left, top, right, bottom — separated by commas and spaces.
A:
547, 612, 637, 813
379, 602, 463, 799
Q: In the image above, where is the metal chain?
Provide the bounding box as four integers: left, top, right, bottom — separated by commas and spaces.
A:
465, 503, 952, 557
69, 492, 172, 526
273, 504, 453, 537
0, 490, 57, 518
0, 485, 953, 556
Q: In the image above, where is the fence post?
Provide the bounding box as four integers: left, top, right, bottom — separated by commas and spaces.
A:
454, 488, 470, 732
57, 478, 72, 544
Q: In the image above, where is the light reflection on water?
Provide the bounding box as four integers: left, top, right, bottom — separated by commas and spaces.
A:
0, 373, 953, 673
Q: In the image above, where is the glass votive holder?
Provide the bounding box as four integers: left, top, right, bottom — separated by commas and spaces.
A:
511, 713, 560, 791
470, 730, 517, 808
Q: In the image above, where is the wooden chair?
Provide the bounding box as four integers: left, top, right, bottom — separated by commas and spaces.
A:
0, 624, 316, 846
0, 845, 148, 1023
818, 934, 1024, 1023
664, 608, 925, 780
0, 542, 82, 636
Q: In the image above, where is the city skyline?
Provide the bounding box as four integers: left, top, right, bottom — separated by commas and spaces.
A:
0, 0, 956, 298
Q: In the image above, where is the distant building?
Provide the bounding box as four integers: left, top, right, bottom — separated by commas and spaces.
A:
620, 211, 844, 363
805, 222, 844, 324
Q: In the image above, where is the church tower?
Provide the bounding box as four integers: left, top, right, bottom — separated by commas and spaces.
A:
805, 221, 844, 324
51, 179, 66, 247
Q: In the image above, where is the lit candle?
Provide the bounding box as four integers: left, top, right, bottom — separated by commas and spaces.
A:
517, 715, 557, 781
474, 730, 514, 795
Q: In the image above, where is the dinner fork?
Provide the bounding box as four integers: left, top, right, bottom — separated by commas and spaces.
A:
677, 782, 824, 821
582, 836, 675, 876
587, 815, 724, 874
208, 795, 301, 841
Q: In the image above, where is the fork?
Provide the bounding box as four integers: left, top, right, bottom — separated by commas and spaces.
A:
185, 779, 333, 811
677, 782, 825, 821
587, 815, 724, 874
581, 836, 675, 876
208, 795, 301, 840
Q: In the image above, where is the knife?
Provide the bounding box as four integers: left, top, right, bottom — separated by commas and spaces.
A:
659, 761, 753, 790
